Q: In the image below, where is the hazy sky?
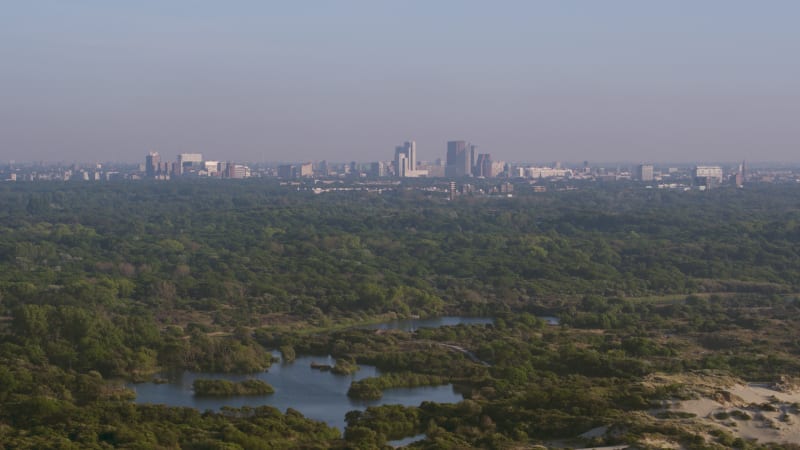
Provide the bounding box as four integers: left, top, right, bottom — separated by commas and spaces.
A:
2, 1, 799, 163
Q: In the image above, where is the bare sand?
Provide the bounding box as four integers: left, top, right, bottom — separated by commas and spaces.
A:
668, 377, 800, 445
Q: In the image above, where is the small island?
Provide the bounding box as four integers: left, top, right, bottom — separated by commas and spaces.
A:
331, 358, 359, 375
193, 379, 275, 397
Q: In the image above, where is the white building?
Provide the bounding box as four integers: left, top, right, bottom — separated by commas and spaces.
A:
523, 167, 572, 179
694, 166, 724, 183
635, 164, 654, 181
394, 141, 427, 177
177, 153, 204, 174
204, 161, 220, 176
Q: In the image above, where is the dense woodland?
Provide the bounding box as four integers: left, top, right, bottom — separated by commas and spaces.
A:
2, 180, 800, 448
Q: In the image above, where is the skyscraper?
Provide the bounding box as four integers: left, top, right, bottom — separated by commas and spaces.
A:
394, 141, 418, 177
475, 153, 493, 178
635, 164, 654, 182
446, 141, 474, 177
145, 152, 160, 178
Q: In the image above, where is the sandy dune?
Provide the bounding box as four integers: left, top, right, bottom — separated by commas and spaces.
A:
667, 375, 800, 445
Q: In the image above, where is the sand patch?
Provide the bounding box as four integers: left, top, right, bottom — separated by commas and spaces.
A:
662, 374, 800, 445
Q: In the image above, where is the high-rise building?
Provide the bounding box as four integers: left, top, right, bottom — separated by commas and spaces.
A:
475, 153, 493, 177
145, 152, 160, 178
393, 141, 427, 177
395, 152, 408, 177
277, 164, 294, 179
371, 161, 387, 177
446, 141, 475, 177
394, 141, 417, 177
635, 164, 654, 182
277, 163, 312, 179
318, 160, 329, 177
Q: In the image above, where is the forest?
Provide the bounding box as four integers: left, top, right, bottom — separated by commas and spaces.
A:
2, 179, 800, 448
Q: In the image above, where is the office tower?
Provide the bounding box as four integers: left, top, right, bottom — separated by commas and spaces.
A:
145, 152, 160, 177
177, 153, 203, 175
318, 160, 329, 177
394, 141, 416, 177
635, 164, 654, 182
299, 163, 313, 177
446, 141, 474, 177
475, 153, 492, 177
395, 151, 408, 177
446, 141, 464, 177
277, 165, 294, 179
694, 166, 723, 183
694, 166, 724, 188
469, 145, 476, 175
491, 161, 505, 178
227, 164, 251, 179
204, 161, 220, 176
371, 161, 386, 177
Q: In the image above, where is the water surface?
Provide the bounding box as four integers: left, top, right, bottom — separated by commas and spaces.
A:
360, 316, 494, 331
131, 354, 461, 431
132, 316, 526, 431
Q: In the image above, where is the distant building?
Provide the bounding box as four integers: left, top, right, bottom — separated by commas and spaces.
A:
226, 164, 251, 179
177, 153, 203, 175
395, 150, 408, 177
204, 161, 220, 176
523, 167, 571, 179
299, 163, 313, 178
394, 141, 414, 177
145, 152, 160, 178
393, 141, 426, 177
491, 161, 505, 178
317, 160, 329, 177
635, 164, 654, 182
694, 166, 724, 185
277, 163, 312, 179
446, 141, 475, 177
425, 162, 445, 178
277, 164, 294, 179
448, 181, 458, 200
475, 153, 492, 177
371, 161, 387, 177
498, 182, 513, 195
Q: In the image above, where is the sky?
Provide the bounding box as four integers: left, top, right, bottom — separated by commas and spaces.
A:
1, 1, 799, 164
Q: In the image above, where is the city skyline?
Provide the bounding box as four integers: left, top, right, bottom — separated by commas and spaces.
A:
2, 1, 800, 163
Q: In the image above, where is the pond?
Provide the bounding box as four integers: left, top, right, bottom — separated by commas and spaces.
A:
360, 316, 494, 331
131, 353, 462, 432
131, 316, 549, 432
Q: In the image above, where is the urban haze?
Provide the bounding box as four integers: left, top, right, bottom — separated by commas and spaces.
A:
2, 1, 800, 164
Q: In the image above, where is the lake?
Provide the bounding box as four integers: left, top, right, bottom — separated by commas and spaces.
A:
130, 316, 548, 433
130, 354, 461, 431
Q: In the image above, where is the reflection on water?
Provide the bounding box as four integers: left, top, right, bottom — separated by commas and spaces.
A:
131, 316, 538, 432
131, 354, 461, 431
360, 316, 494, 331
387, 433, 426, 448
